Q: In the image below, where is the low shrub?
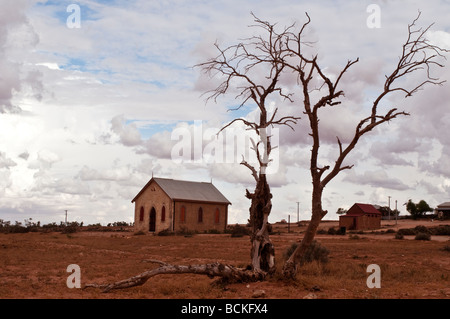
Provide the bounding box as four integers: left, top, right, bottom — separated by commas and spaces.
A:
327, 227, 346, 235
415, 232, 431, 241
205, 229, 221, 234
432, 225, 450, 236
157, 229, 174, 236
60, 222, 80, 234
397, 228, 417, 236
395, 233, 404, 240
283, 240, 329, 265
226, 224, 251, 238
176, 226, 196, 237
414, 225, 430, 234
327, 227, 337, 235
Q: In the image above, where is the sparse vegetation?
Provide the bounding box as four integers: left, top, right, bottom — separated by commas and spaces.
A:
157, 228, 174, 236
415, 232, 431, 241
225, 224, 251, 238
176, 226, 196, 237
283, 240, 329, 265
395, 233, 404, 240
0, 219, 132, 234
327, 227, 346, 235
397, 225, 450, 237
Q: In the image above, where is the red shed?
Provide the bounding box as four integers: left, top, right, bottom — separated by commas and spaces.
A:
339, 203, 381, 231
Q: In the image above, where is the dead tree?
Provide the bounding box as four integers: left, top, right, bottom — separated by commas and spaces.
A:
84, 15, 299, 292
197, 14, 300, 275
85, 12, 447, 291
281, 11, 448, 277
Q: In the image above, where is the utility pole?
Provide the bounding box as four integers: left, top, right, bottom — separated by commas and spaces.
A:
388, 196, 391, 221
296, 202, 300, 223
65, 210, 68, 225
395, 200, 398, 225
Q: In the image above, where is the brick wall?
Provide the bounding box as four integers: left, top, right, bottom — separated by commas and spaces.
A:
134, 180, 172, 232
173, 201, 228, 232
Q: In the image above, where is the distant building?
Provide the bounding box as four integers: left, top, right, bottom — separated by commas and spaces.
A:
435, 202, 450, 219
339, 203, 381, 231
132, 177, 231, 233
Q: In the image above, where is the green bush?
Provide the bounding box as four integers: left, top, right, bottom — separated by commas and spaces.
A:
414, 225, 430, 234
432, 225, 450, 236
327, 227, 337, 235
226, 224, 251, 237
395, 232, 404, 240
283, 240, 329, 265
414, 232, 431, 241
397, 228, 416, 236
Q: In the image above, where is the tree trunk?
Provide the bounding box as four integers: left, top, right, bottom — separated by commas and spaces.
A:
247, 174, 275, 274
282, 185, 326, 278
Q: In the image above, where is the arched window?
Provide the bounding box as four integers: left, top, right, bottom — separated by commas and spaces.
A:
215, 208, 220, 224
198, 207, 203, 223
139, 207, 144, 222
161, 206, 166, 222
180, 206, 186, 223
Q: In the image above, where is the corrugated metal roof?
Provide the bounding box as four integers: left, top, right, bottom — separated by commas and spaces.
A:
437, 202, 450, 209
132, 177, 231, 204
344, 203, 381, 216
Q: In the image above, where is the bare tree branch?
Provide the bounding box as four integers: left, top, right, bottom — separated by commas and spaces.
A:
241, 156, 259, 183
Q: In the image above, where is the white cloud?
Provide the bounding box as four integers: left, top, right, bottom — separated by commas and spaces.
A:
343, 169, 410, 191
0, 0, 42, 113
0, 0, 449, 224
110, 115, 142, 147
0, 152, 17, 169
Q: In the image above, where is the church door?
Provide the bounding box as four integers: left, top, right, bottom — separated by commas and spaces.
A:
149, 207, 156, 232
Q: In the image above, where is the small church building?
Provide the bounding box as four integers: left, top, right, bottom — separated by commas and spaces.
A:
132, 177, 231, 233
339, 203, 381, 231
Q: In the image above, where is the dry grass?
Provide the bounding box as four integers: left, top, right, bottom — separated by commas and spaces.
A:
0, 219, 449, 299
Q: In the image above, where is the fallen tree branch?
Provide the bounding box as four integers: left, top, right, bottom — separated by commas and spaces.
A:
84, 261, 266, 293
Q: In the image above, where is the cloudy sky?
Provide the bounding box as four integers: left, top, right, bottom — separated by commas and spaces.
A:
1, 0, 450, 225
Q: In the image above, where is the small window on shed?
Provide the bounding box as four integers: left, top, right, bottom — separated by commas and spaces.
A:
139, 207, 144, 222
198, 207, 203, 223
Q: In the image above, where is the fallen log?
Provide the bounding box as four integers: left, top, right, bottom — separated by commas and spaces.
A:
84, 260, 266, 293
